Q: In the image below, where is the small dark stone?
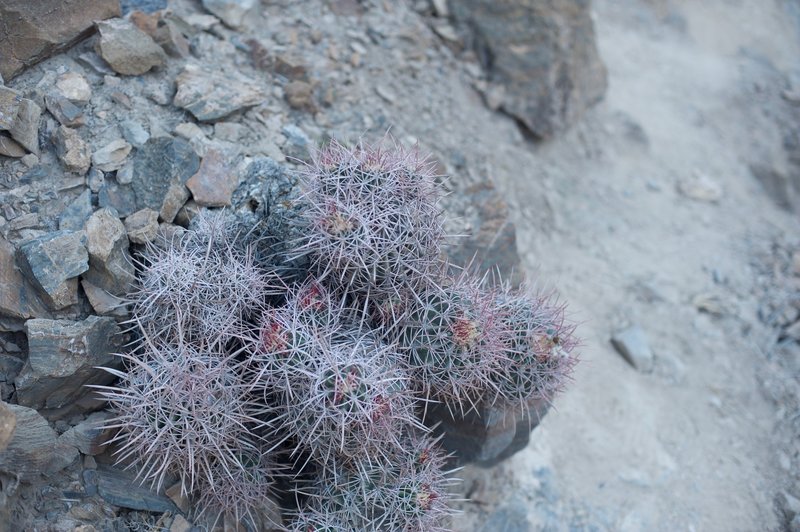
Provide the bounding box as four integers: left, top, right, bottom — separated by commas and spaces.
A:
17, 230, 88, 310
45, 93, 84, 127
93, 465, 179, 513
130, 136, 200, 213
59, 189, 93, 230
98, 180, 137, 217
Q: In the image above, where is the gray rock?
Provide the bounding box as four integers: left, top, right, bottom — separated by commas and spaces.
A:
0, 402, 79, 481
120, 119, 150, 147
83, 208, 135, 295
0, 235, 50, 320
45, 93, 85, 127
95, 18, 167, 76
59, 189, 93, 230
60, 411, 114, 455
87, 166, 105, 192
18, 230, 88, 310
15, 316, 122, 410
450, 0, 607, 138
116, 160, 134, 185
792, 515, 800, 532
173, 64, 265, 122
89, 465, 178, 512
274, 53, 308, 80
55, 72, 91, 104
160, 181, 191, 223
98, 180, 136, 217
124, 208, 159, 244
284, 80, 315, 111
80, 279, 128, 317
186, 148, 239, 207
281, 124, 311, 160
0, 86, 23, 130
480, 499, 531, 532
0, 133, 26, 157
53, 125, 91, 174
201, 0, 256, 28
120, 0, 168, 15
8, 97, 42, 154
174, 199, 203, 227
131, 136, 200, 213
0, 401, 15, 452
611, 324, 654, 372
780, 491, 800, 520
92, 138, 132, 172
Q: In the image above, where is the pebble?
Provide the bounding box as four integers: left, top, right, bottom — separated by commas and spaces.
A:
84, 208, 136, 295
0, 86, 22, 130
611, 324, 654, 372
80, 279, 128, 317
0, 133, 26, 157
92, 139, 132, 172
116, 160, 135, 185
202, 0, 257, 28
124, 208, 159, 245
274, 53, 308, 80
87, 167, 105, 193
59, 189, 93, 231
95, 18, 167, 76
131, 137, 199, 214
186, 148, 238, 207
376, 85, 396, 103
173, 65, 265, 121
166, 482, 190, 513
120, 119, 150, 147
98, 180, 137, 218
0, 402, 14, 453
20, 153, 38, 168
160, 181, 191, 223
284, 80, 315, 111
55, 72, 92, 104
44, 93, 85, 127
170, 515, 192, 532
53, 125, 91, 175
59, 412, 113, 455
18, 230, 88, 310
677, 171, 723, 203
8, 97, 42, 154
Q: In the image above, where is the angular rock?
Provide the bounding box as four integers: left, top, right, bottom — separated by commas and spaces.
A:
55, 72, 92, 104
174, 199, 203, 227
450, 0, 608, 138
274, 53, 308, 80
186, 148, 238, 207
8, 97, 42, 154
201, 0, 256, 28
124, 208, 159, 244
59, 189, 93, 230
98, 180, 136, 217
0, 0, 120, 81
15, 316, 122, 410
0, 133, 26, 157
0, 403, 79, 481
96, 18, 166, 76
120, 119, 150, 147
159, 181, 191, 223
173, 64, 265, 121
92, 139, 132, 172
116, 160, 134, 185
45, 93, 85, 127
611, 324, 654, 372
0, 86, 22, 130
53, 125, 91, 174
87, 465, 178, 513
0, 235, 49, 320
18, 231, 88, 310
83, 208, 135, 295
0, 401, 16, 452
284, 80, 315, 111
131, 136, 200, 213
60, 411, 114, 455
81, 278, 128, 317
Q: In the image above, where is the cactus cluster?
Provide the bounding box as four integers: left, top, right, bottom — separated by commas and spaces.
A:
96, 139, 579, 530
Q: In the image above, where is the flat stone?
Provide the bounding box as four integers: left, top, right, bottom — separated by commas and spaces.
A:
45, 93, 85, 127
91, 465, 178, 513
53, 125, 91, 174
0, 235, 49, 320
0, 0, 120, 81
59, 189, 93, 230
55, 72, 92, 104
8, 97, 42, 154
120, 119, 149, 147
18, 230, 88, 310
98, 180, 136, 217
131, 136, 199, 213
0, 133, 26, 157
95, 18, 166, 76
186, 148, 238, 207
284, 80, 315, 111
0, 403, 79, 481
201, 0, 256, 28
80, 278, 128, 317
15, 316, 122, 410
0, 401, 16, 452
170, 515, 192, 532
83, 208, 135, 295
116, 160, 134, 185
159, 181, 191, 223
450, 0, 607, 138
92, 139, 132, 172
60, 411, 114, 455
124, 208, 159, 244
274, 53, 308, 80
173, 64, 265, 121
611, 324, 654, 372
0, 86, 22, 130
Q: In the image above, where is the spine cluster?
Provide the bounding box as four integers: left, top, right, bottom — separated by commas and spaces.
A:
96, 139, 579, 531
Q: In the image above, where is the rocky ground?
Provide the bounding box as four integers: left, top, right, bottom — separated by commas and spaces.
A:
0, 0, 799, 531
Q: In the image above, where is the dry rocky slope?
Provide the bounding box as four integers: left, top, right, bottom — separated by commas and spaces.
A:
0, 0, 799, 531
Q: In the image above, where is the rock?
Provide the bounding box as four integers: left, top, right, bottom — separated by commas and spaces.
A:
154, 222, 187, 248
83, 208, 135, 295
186, 148, 238, 207
425, 397, 550, 467
18, 230, 88, 310
92, 139, 132, 172
611, 324, 654, 372
15, 316, 122, 410
8, 97, 42, 154
174, 121, 205, 141
130, 11, 190, 58
81, 279, 128, 317
53, 125, 91, 174
120, 119, 150, 148
0, 0, 120, 81
0, 235, 49, 320
284, 80, 315, 111
124, 208, 159, 244
678, 171, 723, 203
45, 93, 85, 127
281, 124, 311, 160
59, 189, 93, 231
0, 401, 16, 452
480, 499, 531, 532
173, 64, 265, 121
0, 133, 26, 157
0, 86, 22, 130
175, 199, 203, 227
95, 18, 167, 76
160, 181, 191, 223
116, 160, 134, 185
170, 515, 192, 532
450, 0, 607, 139
87, 167, 105, 192
201, 0, 256, 28
166, 482, 190, 513
130, 137, 200, 213
0, 403, 79, 481
55, 72, 92, 104
274, 53, 308, 80
60, 412, 114, 455
98, 180, 137, 217
89, 465, 178, 512
120, 0, 168, 14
